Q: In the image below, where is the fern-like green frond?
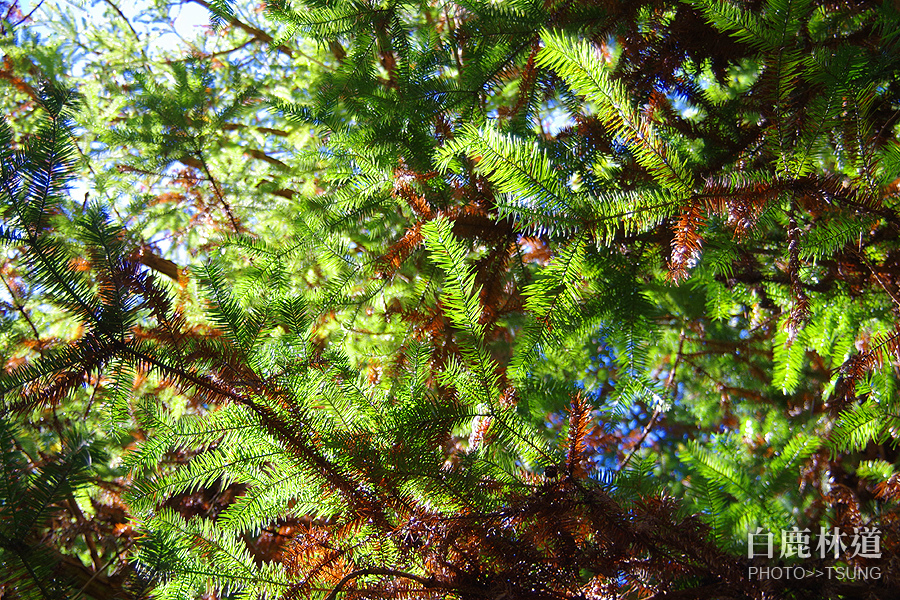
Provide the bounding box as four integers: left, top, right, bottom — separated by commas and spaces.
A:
537, 30, 695, 195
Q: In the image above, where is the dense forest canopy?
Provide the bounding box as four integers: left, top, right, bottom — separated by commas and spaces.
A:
2, 0, 900, 598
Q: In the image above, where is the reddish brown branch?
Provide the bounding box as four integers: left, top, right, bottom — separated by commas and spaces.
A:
188, 0, 294, 57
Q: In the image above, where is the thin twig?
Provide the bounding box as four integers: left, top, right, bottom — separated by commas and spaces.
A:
70, 541, 134, 600
621, 328, 686, 469
0, 270, 41, 340
856, 250, 900, 310
100, 0, 140, 42
83, 373, 101, 419
188, 0, 295, 57
196, 151, 241, 231
13, 0, 45, 26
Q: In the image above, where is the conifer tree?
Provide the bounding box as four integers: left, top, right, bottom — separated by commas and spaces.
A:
3, 0, 900, 599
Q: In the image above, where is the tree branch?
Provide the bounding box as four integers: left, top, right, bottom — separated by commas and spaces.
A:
100, 0, 140, 42
621, 328, 686, 469
324, 568, 435, 600
196, 151, 241, 232
187, 0, 294, 57
0, 270, 41, 340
